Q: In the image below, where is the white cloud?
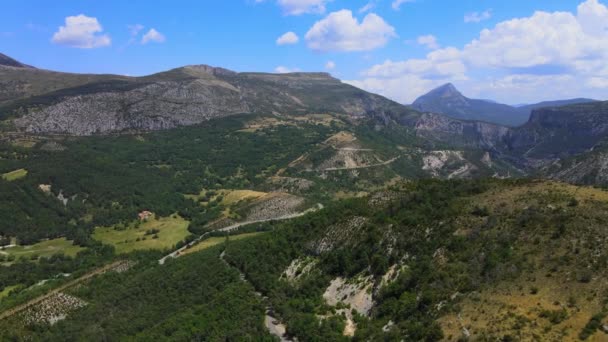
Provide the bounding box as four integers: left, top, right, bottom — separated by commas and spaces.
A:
392, 0, 414, 11
417, 34, 439, 49
275, 66, 301, 73
141, 28, 166, 44
359, 1, 376, 13
277, 0, 331, 15
347, 0, 608, 104
51, 14, 111, 48
276, 31, 299, 45
464, 10, 492, 23
325, 60, 336, 70
128, 24, 144, 36
305, 10, 396, 52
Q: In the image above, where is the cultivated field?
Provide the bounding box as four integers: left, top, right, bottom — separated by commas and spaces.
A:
93, 215, 190, 254
1, 168, 27, 181
0, 238, 84, 263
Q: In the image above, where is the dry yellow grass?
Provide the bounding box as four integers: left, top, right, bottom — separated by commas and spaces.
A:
186, 189, 267, 206
442, 180, 608, 341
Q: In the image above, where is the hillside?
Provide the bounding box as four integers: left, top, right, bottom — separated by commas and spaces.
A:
4, 179, 608, 341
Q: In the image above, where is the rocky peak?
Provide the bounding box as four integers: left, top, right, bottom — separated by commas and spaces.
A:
427, 83, 462, 99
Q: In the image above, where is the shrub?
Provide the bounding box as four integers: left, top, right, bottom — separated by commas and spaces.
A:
579, 312, 606, 340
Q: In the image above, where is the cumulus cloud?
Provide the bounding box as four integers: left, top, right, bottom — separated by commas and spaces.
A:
392, 0, 414, 11
417, 34, 439, 49
464, 10, 492, 23
347, 0, 608, 104
51, 14, 111, 48
275, 66, 301, 73
305, 10, 396, 52
141, 28, 166, 44
325, 60, 336, 70
276, 31, 299, 45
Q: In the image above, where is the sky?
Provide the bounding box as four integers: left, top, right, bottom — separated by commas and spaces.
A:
1, 0, 607, 105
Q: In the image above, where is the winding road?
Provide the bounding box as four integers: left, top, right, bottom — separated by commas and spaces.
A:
158, 203, 324, 265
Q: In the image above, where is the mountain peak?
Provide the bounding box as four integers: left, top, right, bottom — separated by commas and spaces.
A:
0, 53, 35, 69
427, 83, 462, 98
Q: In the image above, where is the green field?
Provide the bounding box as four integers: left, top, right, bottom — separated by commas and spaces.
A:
183, 232, 265, 255
1, 168, 28, 181
0, 285, 20, 301
93, 215, 190, 254
0, 238, 84, 262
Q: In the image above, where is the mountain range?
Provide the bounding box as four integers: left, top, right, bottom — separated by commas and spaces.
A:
411, 83, 597, 127
1, 53, 608, 186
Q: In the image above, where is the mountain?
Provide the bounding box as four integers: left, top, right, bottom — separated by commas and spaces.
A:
0, 57, 419, 135
0, 53, 34, 69
2, 52, 608, 184
506, 101, 608, 160
518, 98, 598, 112
411, 83, 529, 126
411, 83, 599, 127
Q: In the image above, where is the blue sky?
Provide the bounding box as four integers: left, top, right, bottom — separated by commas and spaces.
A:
1, 0, 607, 104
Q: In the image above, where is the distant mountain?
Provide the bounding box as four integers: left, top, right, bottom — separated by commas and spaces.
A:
507, 101, 608, 160
0, 53, 34, 69
411, 83, 599, 127
518, 98, 598, 112
411, 83, 529, 127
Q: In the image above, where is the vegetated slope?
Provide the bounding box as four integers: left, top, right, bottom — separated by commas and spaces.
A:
0, 114, 334, 244
0, 58, 129, 106
411, 83, 529, 127
221, 179, 608, 341
0, 247, 273, 341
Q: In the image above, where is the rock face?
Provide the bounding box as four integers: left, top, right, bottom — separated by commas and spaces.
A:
14, 79, 249, 135
506, 101, 608, 159
414, 113, 510, 149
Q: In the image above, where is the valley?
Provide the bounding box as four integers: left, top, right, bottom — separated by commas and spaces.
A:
1, 53, 608, 341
